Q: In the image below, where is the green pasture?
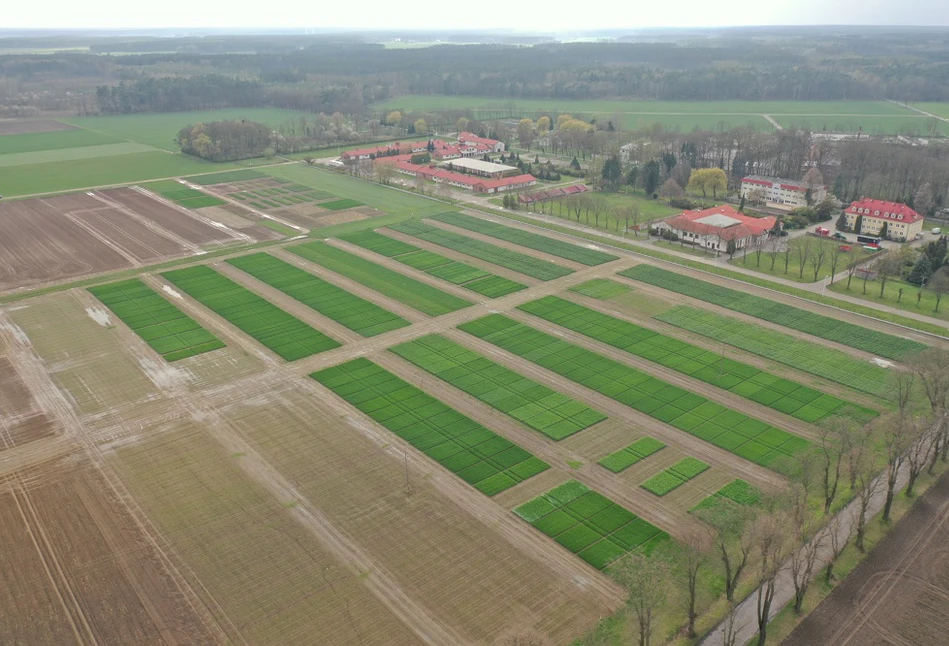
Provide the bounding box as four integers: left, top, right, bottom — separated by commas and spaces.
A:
311, 357, 550, 496
514, 480, 669, 570
227, 253, 410, 337
569, 279, 632, 300
598, 436, 666, 473
773, 114, 949, 136
186, 169, 267, 184
621, 265, 927, 360
340, 230, 526, 298
519, 296, 876, 424
913, 103, 949, 119
0, 142, 157, 168
288, 240, 472, 316
459, 314, 810, 470
88, 278, 225, 362
640, 457, 709, 496
0, 128, 121, 154
390, 334, 606, 440
692, 479, 762, 512
161, 265, 339, 361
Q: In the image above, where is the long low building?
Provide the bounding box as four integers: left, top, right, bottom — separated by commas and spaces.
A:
395, 161, 536, 194
740, 175, 826, 208
442, 157, 518, 178
654, 205, 776, 252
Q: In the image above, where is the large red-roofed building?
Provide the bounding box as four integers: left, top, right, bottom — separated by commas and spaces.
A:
655, 205, 776, 253
394, 161, 535, 194
843, 198, 923, 241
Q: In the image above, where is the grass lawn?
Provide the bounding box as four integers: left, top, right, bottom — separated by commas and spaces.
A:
909, 102, 949, 120
828, 276, 949, 322
729, 236, 874, 284
523, 189, 678, 234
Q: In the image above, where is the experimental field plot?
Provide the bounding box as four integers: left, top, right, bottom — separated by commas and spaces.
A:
288, 240, 472, 316
520, 296, 876, 424
226, 253, 410, 337
320, 198, 364, 210
311, 358, 550, 496
640, 457, 710, 496
89, 279, 225, 361
430, 211, 619, 265
459, 314, 810, 468
569, 278, 632, 300
656, 306, 890, 398
142, 179, 226, 209
186, 169, 268, 185
340, 229, 526, 297
621, 265, 926, 360
161, 265, 340, 361
390, 220, 574, 281
598, 437, 667, 473
692, 479, 762, 511
390, 334, 606, 440
514, 480, 669, 569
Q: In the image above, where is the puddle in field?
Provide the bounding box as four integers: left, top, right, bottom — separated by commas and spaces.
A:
871, 357, 895, 368
138, 357, 190, 389
161, 285, 183, 300
85, 307, 112, 327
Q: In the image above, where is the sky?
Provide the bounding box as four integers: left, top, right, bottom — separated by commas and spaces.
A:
5, 0, 949, 31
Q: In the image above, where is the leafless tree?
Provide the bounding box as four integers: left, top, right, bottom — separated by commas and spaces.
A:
816, 416, 854, 513
764, 236, 784, 271
844, 246, 864, 290
719, 603, 745, 646
789, 513, 828, 614
824, 512, 854, 583
611, 549, 672, 646
753, 511, 791, 646
748, 234, 767, 267
808, 239, 829, 281
850, 434, 883, 552
908, 349, 949, 471
793, 236, 812, 279
678, 526, 713, 638
695, 500, 755, 602
927, 266, 949, 312
826, 242, 846, 285
876, 248, 909, 298
904, 413, 936, 497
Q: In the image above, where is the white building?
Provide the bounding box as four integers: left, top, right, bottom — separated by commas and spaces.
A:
740, 175, 826, 208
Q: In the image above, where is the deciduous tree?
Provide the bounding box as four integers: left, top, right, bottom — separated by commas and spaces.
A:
695, 500, 755, 602
927, 266, 949, 312
611, 549, 672, 646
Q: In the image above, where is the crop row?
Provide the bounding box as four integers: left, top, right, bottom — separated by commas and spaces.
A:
340, 230, 526, 298
311, 358, 549, 496
598, 436, 666, 473
568, 279, 631, 300
226, 253, 409, 337
621, 265, 926, 360
655, 306, 889, 398
320, 198, 364, 210
640, 457, 709, 496
390, 220, 573, 281
390, 334, 606, 440
288, 241, 472, 316
514, 480, 669, 570
431, 211, 619, 266
691, 479, 762, 512
161, 265, 340, 361
458, 314, 810, 469
520, 296, 877, 424
88, 278, 225, 362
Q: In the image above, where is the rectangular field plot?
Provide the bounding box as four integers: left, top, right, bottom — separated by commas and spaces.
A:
311, 358, 549, 495
598, 437, 666, 473
520, 296, 876, 424
390, 220, 574, 281
692, 478, 762, 511
459, 314, 810, 469
162, 265, 340, 360
288, 240, 472, 316
514, 480, 669, 569
340, 230, 526, 298
621, 265, 926, 360
656, 306, 890, 398
320, 198, 364, 210
390, 334, 607, 440
640, 457, 709, 496
226, 253, 409, 337
89, 279, 225, 361
431, 211, 619, 266
569, 278, 632, 300
186, 169, 267, 184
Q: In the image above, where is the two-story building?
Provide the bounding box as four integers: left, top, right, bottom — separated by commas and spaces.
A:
740, 175, 826, 208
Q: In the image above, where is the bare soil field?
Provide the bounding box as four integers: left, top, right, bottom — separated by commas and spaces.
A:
73, 208, 190, 263
195, 205, 283, 241
98, 188, 238, 246
0, 119, 74, 135
0, 356, 58, 451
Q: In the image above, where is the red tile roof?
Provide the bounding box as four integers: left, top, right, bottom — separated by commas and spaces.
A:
663, 205, 776, 239
848, 198, 922, 223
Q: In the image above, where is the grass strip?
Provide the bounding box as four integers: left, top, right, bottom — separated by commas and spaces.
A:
186, 169, 267, 184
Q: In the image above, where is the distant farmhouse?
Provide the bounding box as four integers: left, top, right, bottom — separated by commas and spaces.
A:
655, 205, 776, 253
740, 175, 826, 209
341, 132, 504, 164
843, 198, 923, 241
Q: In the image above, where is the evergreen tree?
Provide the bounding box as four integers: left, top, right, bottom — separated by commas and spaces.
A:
880, 221, 889, 239
738, 195, 746, 212
836, 211, 849, 231
643, 160, 662, 196
907, 254, 934, 286
925, 238, 948, 268
854, 214, 863, 234
570, 156, 581, 170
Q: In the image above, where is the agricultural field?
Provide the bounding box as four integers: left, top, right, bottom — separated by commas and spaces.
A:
569, 278, 633, 300
140, 179, 226, 209
622, 264, 927, 359
340, 229, 527, 297
598, 436, 667, 472
641, 457, 710, 496
692, 478, 762, 511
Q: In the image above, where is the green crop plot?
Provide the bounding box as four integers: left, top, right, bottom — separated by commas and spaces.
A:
187, 169, 267, 185
692, 479, 762, 512
430, 212, 618, 266
598, 437, 666, 473
311, 358, 549, 496
177, 195, 227, 209
519, 297, 877, 424
0, 128, 121, 154
141, 180, 226, 208
226, 253, 410, 337
88, 278, 225, 362
161, 265, 340, 361
320, 198, 364, 210
569, 279, 631, 300
641, 457, 709, 496
390, 221, 573, 281
390, 334, 606, 440
621, 265, 926, 360
288, 241, 472, 316
459, 314, 810, 469
514, 480, 669, 569
656, 306, 890, 398
339, 230, 526, 298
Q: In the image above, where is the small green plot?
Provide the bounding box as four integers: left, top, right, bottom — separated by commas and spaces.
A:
569, 279, 631, 300
311, 358, 548, 496
692, 479, 762, 512
641, 457, 709, 496
187, 169, 266, 185
320, 198, 364, 210
514, 480, 666, 569
598, 436, 666, 473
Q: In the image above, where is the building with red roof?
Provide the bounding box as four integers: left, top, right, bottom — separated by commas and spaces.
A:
740, 175, 826, 208
394, 161, 535, 194
655, 205, 776, 253
458, 132, 505, 153
843, 198, 923, 241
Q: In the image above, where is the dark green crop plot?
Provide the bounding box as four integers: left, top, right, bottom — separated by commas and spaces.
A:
339, 230, 526, 298
620, 265, 926, 360
288, 241, 472, 316
519, 296, 877, 424
640, 457, 709, 496
88, 278, 225, 362
226, 253, 409, 337
390, 220, 573, 281
598, 437, 666, 473
514, 480, 669, 569
569, 279, 631, 300
431, 211, 619, 266
320, 198, 364, 210
390, 334, 606, 440
161, 265, 340, 361
458, 314, 810, 469
311, 358, 549, 496
186, 169, 266, 184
